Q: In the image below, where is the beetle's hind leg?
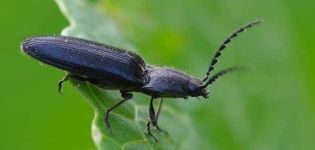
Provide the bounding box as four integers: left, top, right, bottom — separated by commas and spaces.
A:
58, 73, 70, 94
58, 73, 85, 94
104, 91, 133, 135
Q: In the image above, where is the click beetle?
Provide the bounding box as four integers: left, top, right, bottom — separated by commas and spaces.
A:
21, 20, 261, 142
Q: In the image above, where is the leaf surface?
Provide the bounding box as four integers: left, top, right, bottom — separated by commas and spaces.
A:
55, 0, 199, 149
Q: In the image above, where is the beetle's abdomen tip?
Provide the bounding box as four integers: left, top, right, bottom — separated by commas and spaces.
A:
21, 37, 38, 56
21, 36, 52, 59
21, 41, 32, 60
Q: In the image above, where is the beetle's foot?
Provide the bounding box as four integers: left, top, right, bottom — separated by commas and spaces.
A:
58, 74, 69, 94
145, 119, 158, 143
156, 125, 169, 136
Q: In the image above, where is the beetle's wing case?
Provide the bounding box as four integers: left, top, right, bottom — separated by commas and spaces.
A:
22, 36, 147, 89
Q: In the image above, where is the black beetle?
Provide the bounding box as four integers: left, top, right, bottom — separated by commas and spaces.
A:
21, 20, 261, 142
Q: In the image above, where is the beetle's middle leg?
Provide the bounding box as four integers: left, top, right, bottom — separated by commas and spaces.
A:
104, 91, 133, 134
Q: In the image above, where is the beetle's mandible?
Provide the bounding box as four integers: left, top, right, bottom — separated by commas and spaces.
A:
21, 20, 262, 142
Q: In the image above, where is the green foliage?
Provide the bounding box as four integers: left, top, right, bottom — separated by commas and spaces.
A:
55, 0, 315, 149
1, 0, 314, 149
56, 0, 201, 149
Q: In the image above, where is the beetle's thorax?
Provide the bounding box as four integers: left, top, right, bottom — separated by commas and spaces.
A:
139, 66, 208, 99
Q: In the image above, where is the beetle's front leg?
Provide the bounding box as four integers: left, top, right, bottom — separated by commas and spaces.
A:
104, 91, 133, 135
155, 99, 168, 135
145, 118, 158, 143
149, 97, 157, 126
149, 98, 168, 135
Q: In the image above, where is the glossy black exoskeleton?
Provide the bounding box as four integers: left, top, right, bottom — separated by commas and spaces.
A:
22, 20, 261, 142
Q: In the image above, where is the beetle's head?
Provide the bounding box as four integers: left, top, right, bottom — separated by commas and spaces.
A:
187, 78, 209, 98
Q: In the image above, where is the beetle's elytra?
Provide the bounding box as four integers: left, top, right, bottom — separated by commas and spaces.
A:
21, 20, 262, 142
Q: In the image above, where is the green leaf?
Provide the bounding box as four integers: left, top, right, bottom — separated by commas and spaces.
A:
55, 0, 200, 149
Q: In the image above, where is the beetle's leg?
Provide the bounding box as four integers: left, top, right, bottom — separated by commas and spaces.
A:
120, 91, 133, 100
58, 73, 70, 94
149, 98, 168, 135
58, 74, 85, 94
156, 98, 163, 122
149, 97, 157, 126
146, 97, 158, 142
145, 118, 158, 143
155, 99, 169, 135
104, 91, 133, 134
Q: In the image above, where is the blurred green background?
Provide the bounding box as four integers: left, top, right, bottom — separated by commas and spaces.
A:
0, 0, 314, 149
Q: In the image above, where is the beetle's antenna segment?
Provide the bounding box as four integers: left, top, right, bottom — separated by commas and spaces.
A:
201, 66, 245, 88
202, 20, 262, 82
